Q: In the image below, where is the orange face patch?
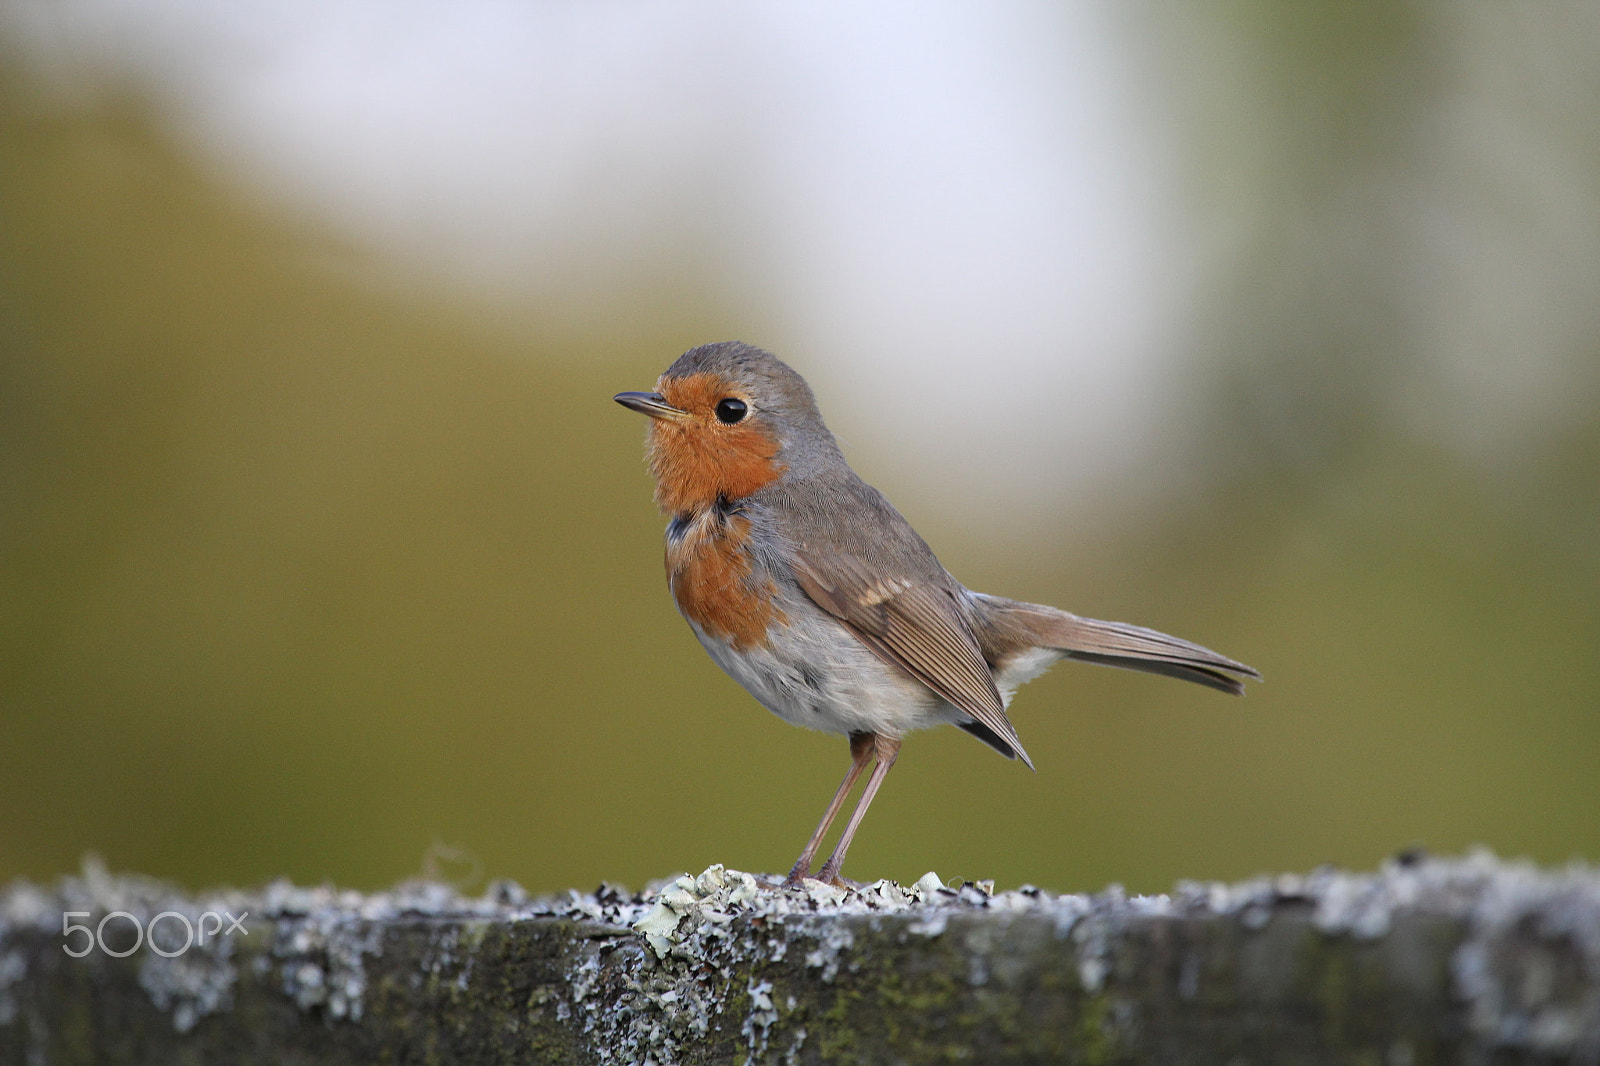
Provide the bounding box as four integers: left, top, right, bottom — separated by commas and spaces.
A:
646, 372, 785, 514
667, 512, 783, 649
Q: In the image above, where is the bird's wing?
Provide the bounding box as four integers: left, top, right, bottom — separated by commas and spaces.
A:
789, 547, 1033, 768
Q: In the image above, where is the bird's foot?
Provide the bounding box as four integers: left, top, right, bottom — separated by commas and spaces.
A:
777, 866, 862, 893
813, 860, 864, 890
780, 859, 812, 890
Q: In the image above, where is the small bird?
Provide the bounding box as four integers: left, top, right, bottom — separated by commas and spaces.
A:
616, 342, 1259, 887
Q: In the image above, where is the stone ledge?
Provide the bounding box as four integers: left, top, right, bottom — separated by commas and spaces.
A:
3, 851, 1598, 1064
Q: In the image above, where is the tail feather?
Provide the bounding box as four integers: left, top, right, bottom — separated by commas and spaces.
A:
971, 596, 1261, 696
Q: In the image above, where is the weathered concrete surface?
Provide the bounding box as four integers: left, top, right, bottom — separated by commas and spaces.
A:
3, 851, 1598, 1064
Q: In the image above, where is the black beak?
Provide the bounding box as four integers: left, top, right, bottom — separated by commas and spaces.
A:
613, 392, 689, 421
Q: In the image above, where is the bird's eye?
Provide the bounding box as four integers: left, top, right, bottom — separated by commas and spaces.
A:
714, 398, 748, 424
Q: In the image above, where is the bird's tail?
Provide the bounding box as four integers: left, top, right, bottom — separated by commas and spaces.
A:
972, 596, 1261, 696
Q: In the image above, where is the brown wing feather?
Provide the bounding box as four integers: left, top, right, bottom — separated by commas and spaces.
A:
790, 550, 1034, 768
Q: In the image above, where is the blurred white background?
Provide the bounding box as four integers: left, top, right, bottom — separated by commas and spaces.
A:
7, 0, 1208, 520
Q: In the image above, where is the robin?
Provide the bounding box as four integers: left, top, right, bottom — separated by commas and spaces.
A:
616, 341, 1259, 887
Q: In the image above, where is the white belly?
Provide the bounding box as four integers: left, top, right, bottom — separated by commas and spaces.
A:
686, 616, 956, 739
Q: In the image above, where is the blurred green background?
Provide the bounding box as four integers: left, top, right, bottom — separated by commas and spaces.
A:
3, 3, 1597, 898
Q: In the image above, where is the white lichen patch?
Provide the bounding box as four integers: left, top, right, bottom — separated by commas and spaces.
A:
262, 875, 524, 1023
267, 883, 384, 1021
1170, 849, 1600, 1059
523, 864, 1048, 1064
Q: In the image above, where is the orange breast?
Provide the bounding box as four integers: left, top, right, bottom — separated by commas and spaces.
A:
667, 510, 783, 650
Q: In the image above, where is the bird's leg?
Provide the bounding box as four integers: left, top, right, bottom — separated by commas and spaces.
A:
783, 731, 876, 887
813, 734, 901, 888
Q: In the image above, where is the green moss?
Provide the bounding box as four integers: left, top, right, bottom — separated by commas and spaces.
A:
812, 982, 869, 1063
1070, 993, 1116, 1065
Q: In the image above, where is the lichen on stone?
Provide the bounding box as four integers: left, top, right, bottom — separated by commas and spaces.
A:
4, 849, 1600, 1062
